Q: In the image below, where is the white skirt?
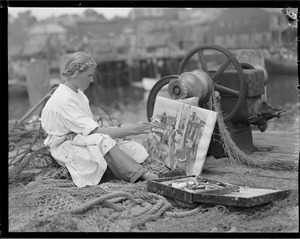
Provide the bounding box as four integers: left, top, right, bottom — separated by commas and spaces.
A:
48, 134, 148, 187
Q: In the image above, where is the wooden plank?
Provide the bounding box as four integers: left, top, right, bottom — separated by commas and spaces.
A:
192, 187, 292, 207
147, 176, 239, 204
147, 176, 292, 207
26, 60, 51, 115
252, 130, 299, 161
234, 49, 265, 67
148, 179, 194, 203
59, 55, 68, 82
233, 49, 268, 98
202, 130, 298, 176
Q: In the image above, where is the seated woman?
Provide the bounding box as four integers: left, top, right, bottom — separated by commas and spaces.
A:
41, 52, 162, 187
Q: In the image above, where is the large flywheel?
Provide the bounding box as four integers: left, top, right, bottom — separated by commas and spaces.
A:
147, 45, 247, 122
146, 75, 178, 121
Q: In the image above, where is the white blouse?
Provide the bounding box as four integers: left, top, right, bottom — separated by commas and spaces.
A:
41, 84, 99, 137
41, 84, 148, 187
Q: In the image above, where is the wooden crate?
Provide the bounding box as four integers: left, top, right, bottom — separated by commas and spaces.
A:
192, 187, 292, 207
147, 176, 291, 207
147, 175, 239, 204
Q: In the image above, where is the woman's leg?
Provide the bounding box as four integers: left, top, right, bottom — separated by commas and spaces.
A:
104, 145, 158, 182
117, 140, 149, 164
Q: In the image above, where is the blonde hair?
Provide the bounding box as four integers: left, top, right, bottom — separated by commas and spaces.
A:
62, 52, 97, 78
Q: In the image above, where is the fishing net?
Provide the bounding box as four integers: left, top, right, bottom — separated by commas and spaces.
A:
9, 176, 173, 232
9, 176, 298, 232
209, 90, 298, 172
9, 120, 60, 185
8, 105, 298, 232
9, 142, 298, 233
146, 190, 298, 232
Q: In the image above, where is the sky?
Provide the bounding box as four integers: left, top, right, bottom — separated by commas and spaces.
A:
8, 7, 133, 20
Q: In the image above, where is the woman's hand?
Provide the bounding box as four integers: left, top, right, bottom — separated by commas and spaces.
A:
128, 121, 151, 135
91, 121, 151, 138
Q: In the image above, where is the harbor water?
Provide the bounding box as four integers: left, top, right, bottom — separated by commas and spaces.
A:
9, 74, 299, 131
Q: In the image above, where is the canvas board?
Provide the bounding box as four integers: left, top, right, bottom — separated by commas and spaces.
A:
147, 96, 218, 175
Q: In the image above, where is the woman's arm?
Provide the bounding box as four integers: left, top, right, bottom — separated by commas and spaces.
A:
90, 121, 151, 139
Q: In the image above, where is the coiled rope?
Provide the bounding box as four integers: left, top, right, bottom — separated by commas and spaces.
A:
130, 202, 173, 228
67, 191, 141, 215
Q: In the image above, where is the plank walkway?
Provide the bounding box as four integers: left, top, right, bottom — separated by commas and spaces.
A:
252, 130, 299, 161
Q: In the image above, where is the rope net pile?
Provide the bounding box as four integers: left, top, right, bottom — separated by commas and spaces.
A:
9, 176, 298, 232
9, 120, 59, 185
8, 102, 298, 232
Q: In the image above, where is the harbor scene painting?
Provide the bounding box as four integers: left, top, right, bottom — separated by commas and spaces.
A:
7, 7, 298, 233
147, 96, 217, 175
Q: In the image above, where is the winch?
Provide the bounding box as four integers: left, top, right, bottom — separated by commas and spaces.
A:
146, 45, 284, 156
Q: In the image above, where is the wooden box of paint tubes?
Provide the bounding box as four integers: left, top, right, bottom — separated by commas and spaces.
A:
147, 175, 291, 207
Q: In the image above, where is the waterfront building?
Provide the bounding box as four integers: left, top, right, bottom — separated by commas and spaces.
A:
204, 8, 292, 49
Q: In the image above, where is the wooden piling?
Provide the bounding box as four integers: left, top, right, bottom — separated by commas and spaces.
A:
234, 49, 268, 100
234, 49, 268, 83
59, 55, 69, 82
235, 49, 265, 68
26, 60, 51, 116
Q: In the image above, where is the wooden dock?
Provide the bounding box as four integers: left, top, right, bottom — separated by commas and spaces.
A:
252, 130, 299, 161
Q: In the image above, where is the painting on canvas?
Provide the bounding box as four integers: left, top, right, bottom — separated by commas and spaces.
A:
147, 96, 218, 175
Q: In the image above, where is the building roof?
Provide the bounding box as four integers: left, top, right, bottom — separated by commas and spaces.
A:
147, 33, 170, 48
28, 22, 67, 35
129, 8, 180, 20
179, 8, 224, 22
76, 18, 130, 39
22, 35, 48, 57
205, 8, 271, 37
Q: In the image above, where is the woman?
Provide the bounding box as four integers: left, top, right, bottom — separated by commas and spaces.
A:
41, 52, 161, 187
